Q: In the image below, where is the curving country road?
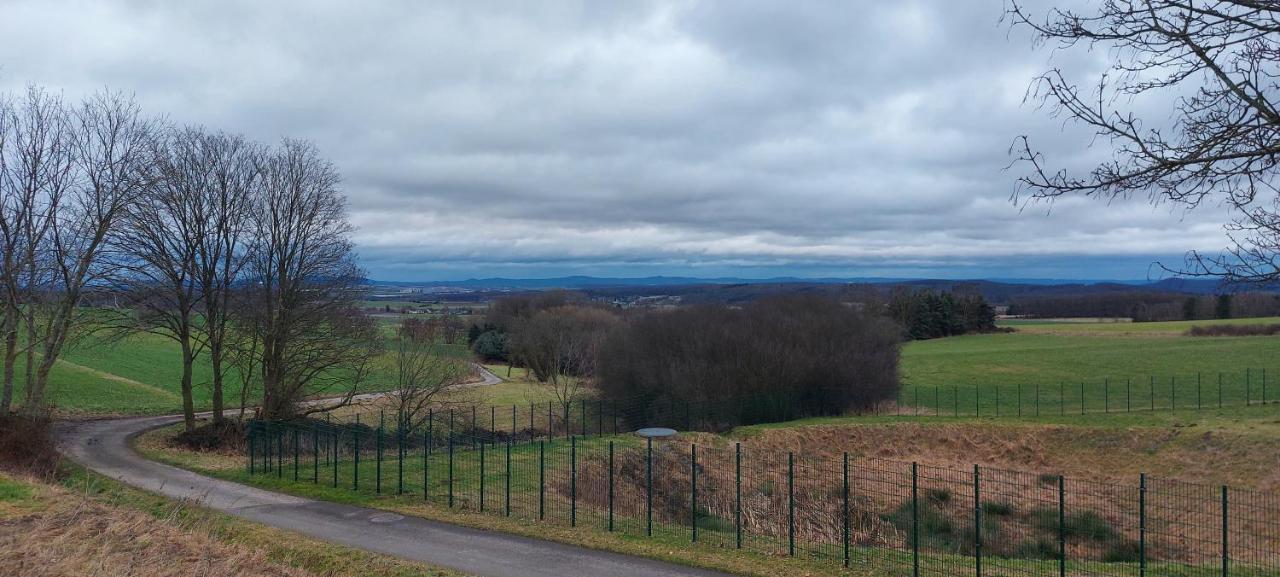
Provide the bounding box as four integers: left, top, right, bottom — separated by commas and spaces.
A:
56, 404, 730, 577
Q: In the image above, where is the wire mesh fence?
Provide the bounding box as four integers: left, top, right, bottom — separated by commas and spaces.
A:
246, 411, 1280, 577
895, 368, 1276, 419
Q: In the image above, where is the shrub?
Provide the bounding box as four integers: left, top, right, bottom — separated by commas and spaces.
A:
982, 501, 1013, 516
1014, 537, 1059, 560
171, 419, 246, 451
0, 414, 60, 478
1102, 540, 1142, 563
927, 488, 952, 504
1186, 323, 1280, 337
886, 500, 955, 547
597, 295, 901, 430
1031, 508, 1118, 542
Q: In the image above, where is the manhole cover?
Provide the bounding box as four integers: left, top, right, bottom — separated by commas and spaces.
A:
369, 513, 404, 524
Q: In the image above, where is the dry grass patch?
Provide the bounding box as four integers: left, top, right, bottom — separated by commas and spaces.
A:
0, 473, 311, 577
741, 421, 1280, 490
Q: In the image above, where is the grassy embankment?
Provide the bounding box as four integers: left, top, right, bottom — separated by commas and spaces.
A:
0, 465, 466, 576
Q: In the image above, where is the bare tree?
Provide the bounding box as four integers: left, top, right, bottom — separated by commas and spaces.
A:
239, 138, 376, 420
389, 318, 468, 432
0, 87, 77, 415
1007, 1, 1280, 283
117, 126, 204, 431
511, 305, 617, 429
21, 91, 157, 414
196, 132, 259, 424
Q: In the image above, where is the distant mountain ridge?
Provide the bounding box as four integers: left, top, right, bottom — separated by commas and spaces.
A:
365, 275, 1227, 292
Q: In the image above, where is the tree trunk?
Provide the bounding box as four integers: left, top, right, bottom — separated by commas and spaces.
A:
180, 333, 196, 432
209, 339, 224, 424
1, 313, 16, 414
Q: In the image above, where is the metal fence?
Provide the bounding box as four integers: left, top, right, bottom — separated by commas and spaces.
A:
244, 403, 1280, 576
896, 369, 1275, 419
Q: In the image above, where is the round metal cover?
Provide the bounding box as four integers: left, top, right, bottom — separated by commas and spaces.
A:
635, 427, 677, 438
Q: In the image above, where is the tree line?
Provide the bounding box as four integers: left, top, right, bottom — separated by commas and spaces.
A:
470, 292, 905, 430
1008, 291, 1280, 322
885, 288, 997, 340
0, 85, 373, 431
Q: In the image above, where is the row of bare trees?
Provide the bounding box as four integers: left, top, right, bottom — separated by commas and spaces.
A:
0, 85, 372, 429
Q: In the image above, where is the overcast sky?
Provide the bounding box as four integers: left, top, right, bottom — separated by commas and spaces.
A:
0, 0, 1237, 281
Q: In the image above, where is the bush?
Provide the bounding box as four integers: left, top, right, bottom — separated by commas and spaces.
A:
1186, 323, 1280, 337
1102, 540, 1142, 562
597, 295, 901, 430
171, 419, 246, 451
1031, 508, 1118, 542
0, 414, 59, 478
927, 488, 952, 504
982, 501, 1013, 516
1014, 537, 1059, 560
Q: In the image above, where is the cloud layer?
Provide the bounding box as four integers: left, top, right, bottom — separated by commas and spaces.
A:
0, 0, 1236, 280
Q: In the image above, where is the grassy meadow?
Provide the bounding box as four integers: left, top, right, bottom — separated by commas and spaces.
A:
12, 314, 1280, 417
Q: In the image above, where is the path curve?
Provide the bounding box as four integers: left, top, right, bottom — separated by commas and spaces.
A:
57, 415, 730, 577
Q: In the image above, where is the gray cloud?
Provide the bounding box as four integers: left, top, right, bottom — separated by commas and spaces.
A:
0, 0, 1235, 280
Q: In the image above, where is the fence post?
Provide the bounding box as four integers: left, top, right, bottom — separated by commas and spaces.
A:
480, 439, 486, 512
248, 427, 255, 475
1198, 372, 1203, 410
570, 436, 577, 527
1105, 378, 1109, 413
1219, 373, 1224, 408
1150, 376, 1155, 411
353, 418, 360, 490
995, 385, 999, 417
581, 400, 587, 437
332, 429, 338, 488
447, 433, 454, 507
788, 452, 795, 556
646, 436, 653, 536
1222, 485, 1229, 577
505, 440, 512, 516
1139, 473, 1146, 577
1060, 382, 1064, 416
843, 452, 850, 568
430, 427, 435, 504
1247, 368, 1251, 405
1080, 382, 1085, 415
1172, 376, 1177, 410
1058, 475, 1066, 577
376, 414, 383, 495
313, 424, 319, 483
397, 425, 404, 495
512, 404, 516, 437
1018, 383, 1022, 417
1036, 384, 1040, 417
974, 465, 982, 577
539, 439, 545, 520
954, 385, 959, 417
691, 444, 697, 543
736, 443, 743, 549
912, 462, 919, 577
608, 441, 615, 531
1264, 368, 1268, 404
293, 428, 299, 481
1127, 378, 1131, 412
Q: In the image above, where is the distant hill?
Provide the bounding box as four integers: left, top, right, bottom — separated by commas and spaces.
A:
363, 275, 1239, 305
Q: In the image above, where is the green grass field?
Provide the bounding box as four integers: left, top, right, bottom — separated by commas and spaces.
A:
13, 315, 1280, 417
900, 316, 1280, 387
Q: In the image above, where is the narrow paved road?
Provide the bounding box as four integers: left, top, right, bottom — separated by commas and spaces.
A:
58, 416, 731, 577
